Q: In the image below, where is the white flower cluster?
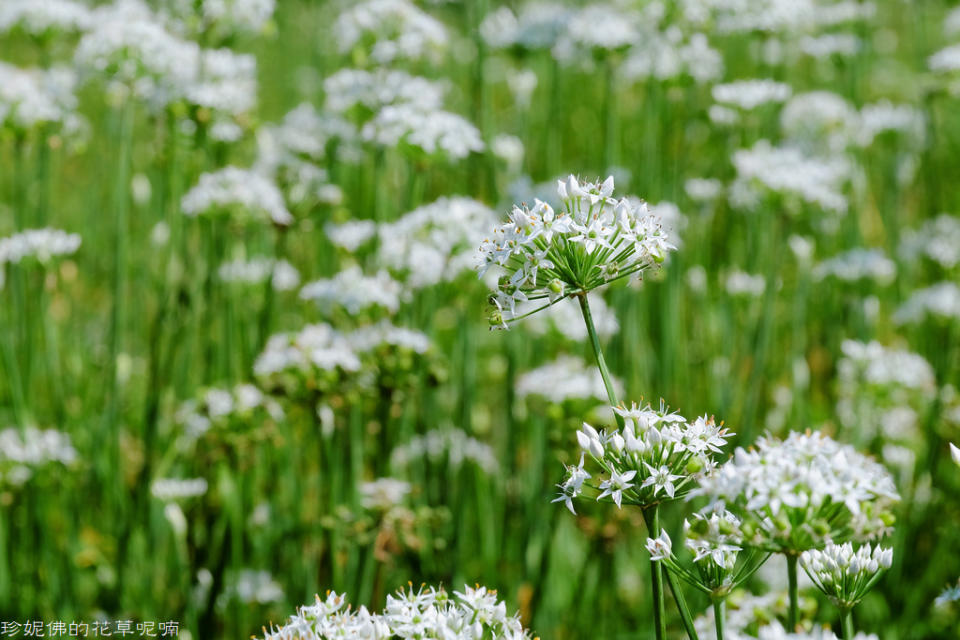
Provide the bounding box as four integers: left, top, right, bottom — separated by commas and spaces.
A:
0, 427, 77, 486
480, 3, 571, 51
261, 585, 533, 640
75, 1, 262, 119
254, 323, 363, 389
150, 477, 209, 501
855, 101, 925, 147
801, 542, 892, 608
219, 569, 284, 606
645, 506, 761, 599
894, 282, 960, 324
185, 47, 257, 119
323, 68, 482, 160
800, 33, 861, 59
325, 220, 377, 253
218, 256, 300, 291
899, 214, 960, 270
479, 176, 676, 327
390, 428, 498, 475
254, 322, 431, 397
75, 1, 196, 104
929, 43, 960, 73
334, 0, 448, 65
621, 29, 723, 85
175, 384, 284, 440
259, 103, 356, 162
694, 431, 899, 552
0, 0, 91, 36
359, 477, 411, 510
730, 141, 851, 214
300, 267, 403, 315
362, 103, 484, 159
375, 197, 498, 289
346, 321, 431, 356
813, 248, 896, 284
182, 166, 293, 226
0, 63, 82, 134
780, 91, 859, 154
184, 0, 275, 39
724, 270, 766, 298
516, 355, 623, 405
681, 0, 874, 36
552, 3, 640, 63
835, 340, 935, 447
555, 401, 730, 513
712, 80, 792, 111
837, 340, 936, 395
324, 68, 446, 115
0, 228, 81, 270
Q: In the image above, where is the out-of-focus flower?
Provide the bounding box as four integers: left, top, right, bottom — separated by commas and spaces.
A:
182, 166, 293, 227
334, 0, 448, 65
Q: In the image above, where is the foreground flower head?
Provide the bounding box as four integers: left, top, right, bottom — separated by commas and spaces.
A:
647, 506, 769, 599
694, 431, 899, 553
260, 584, 534, 639
801, 542, 892, 609
553, 400, 729, 513
479, 175, 676, 328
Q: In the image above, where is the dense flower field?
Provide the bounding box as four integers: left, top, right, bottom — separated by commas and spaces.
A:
1, 0, 960, 638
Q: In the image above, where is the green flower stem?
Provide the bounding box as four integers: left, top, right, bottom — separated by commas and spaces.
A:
841, 608, 854, 639
576, 292, 624, 429
787, 553, 799, 630
644, 506, 667, 640
664, 565, 700, 640
713, 599, 725, 640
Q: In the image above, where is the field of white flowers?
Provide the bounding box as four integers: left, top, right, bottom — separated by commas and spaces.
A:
2, 0, 960, 638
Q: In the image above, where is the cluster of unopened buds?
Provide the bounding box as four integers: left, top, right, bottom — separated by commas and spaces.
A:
801, 542, 893, 610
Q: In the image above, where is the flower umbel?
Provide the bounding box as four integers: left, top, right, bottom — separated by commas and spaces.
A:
801, 542, 892, 610
479, 175, 676, 327
554, 400, 730, 511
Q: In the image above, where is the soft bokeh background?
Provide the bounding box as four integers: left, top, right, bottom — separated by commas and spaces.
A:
1, 0, 960, 638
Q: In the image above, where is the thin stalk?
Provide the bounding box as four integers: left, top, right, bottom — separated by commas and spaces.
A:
664, 568, 700, 640
841, 608, 854, 639
787, 553, 799, 630
713, 599, 725, 640
576, 293, 624, 428
644, 506, 667, 640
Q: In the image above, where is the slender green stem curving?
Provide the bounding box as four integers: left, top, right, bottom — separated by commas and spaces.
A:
577, 292, 624, 429
787, 553, 799, 630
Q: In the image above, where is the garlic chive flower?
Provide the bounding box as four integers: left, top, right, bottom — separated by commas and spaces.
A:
260, 584, 533, 640
182, 166, 293, 227
694, 431, 900, 554
553, 400, 730, 512
800, 542, 892, 610
646, 507, 769, 600
478, 175, 676, 327
0, 228, 81, 266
